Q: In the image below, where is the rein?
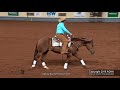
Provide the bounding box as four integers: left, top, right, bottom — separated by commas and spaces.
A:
71, 41, 79, 50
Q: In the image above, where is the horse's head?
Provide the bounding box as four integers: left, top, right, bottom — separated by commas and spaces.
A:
82, 38, 95, 55
71, 37, 95, 55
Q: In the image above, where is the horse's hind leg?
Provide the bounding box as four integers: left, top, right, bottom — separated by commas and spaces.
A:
41, 51, 49, 69
31, 52, 42, 68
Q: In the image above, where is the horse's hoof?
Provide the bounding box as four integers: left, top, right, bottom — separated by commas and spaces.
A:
31, 67, 35, 69
31, 65, 35, 68
80, 60, 86, 66
64, 63, 68, 70
83, 65, 87, 69
64, 66, 68, 70
43, 66, 49, 69
64, 67, 68, 70
64, 68, 68, 71
45, 67, 49, 70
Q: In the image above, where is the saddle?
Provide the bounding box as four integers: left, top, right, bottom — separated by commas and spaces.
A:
52, 35, 72, 47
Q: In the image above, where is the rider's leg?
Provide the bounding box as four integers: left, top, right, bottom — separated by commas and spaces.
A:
56, 34, 69, 54
60, 35, 69, 54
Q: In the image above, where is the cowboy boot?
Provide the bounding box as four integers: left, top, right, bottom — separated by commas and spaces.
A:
61, 50, 69, 54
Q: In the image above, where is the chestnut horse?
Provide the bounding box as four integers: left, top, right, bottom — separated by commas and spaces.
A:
31, 36, 95, 70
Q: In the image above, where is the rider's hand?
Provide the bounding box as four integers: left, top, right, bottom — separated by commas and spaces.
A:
70, 33, 72, 35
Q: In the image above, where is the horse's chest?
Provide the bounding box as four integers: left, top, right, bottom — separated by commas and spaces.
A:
68, 46, 78, 54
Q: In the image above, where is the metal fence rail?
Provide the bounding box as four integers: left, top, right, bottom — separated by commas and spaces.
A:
0, 17, 120, 22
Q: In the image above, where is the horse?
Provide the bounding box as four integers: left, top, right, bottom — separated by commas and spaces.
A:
31, 35, 95, 70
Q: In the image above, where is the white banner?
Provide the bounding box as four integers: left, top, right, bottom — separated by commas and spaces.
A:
74, 12, 86, 17
34, 12, 40, 16
47, 12, 56, 17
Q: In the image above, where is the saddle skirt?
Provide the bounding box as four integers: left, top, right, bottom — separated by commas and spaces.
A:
52, 35, 71, 47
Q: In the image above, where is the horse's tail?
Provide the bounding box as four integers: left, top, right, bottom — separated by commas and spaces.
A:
33, 43, 38, 60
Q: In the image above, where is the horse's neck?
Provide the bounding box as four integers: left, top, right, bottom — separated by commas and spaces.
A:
72, 40, 84, 48
71, 41, 81, 51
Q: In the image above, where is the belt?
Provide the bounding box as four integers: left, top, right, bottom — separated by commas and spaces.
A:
56, 33, 64, 35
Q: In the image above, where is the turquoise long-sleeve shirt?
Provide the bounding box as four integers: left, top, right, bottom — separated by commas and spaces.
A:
56, 22, 71, 35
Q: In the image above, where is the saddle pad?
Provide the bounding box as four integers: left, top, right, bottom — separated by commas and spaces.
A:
52, 38, 71, 47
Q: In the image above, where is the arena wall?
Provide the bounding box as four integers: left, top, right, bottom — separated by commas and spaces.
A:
0, 12, 27, 17
0, 12, 120, 22
0, 12, 8, 16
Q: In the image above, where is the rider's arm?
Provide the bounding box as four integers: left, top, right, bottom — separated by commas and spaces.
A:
62, 24, 72, 35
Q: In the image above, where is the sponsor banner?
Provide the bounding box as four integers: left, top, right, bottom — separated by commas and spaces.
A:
8, 12, 19, 16
47, 12, 56, 17
34, 12, 41, 16
27, 12, 34, 16
74, 12, 86, 17
58, 13, 66, 16
108, 12, 118, 17
90, 12, 102, 17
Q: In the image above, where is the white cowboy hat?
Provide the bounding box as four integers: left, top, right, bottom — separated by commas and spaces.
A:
58, 17, 66, 22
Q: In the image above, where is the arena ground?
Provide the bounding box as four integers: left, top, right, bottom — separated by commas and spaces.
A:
0, 20, 120, 78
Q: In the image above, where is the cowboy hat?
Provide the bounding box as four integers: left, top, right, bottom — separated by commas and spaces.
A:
58, 17, 66, 22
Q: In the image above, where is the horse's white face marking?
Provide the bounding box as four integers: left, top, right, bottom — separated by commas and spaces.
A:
80, 60, 86, 65
64, 63, 68, 69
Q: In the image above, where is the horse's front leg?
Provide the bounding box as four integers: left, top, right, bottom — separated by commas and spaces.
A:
73, 53, 86, 66
64, 54, 72, 70
41, 51, 49, 69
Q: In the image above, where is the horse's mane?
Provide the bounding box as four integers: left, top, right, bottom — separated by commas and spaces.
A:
71, 37, 81, 41
72, 37, 92, 42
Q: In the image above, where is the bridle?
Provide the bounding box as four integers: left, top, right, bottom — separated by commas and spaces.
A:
67, 35, 80, 50
71, 41, 79, 50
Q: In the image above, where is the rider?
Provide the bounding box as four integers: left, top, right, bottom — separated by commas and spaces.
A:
56, 17, 72, 54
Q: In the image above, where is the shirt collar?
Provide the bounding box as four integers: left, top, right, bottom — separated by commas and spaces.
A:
60, 22, 64, 24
